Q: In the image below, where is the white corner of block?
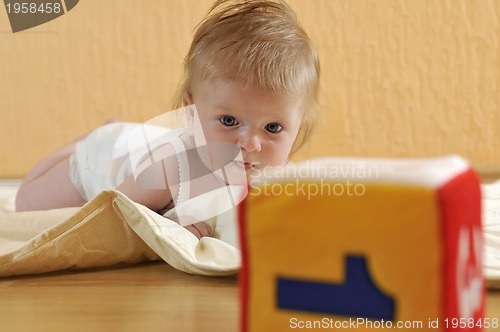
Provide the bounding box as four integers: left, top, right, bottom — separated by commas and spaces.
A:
253, 155, 471, 189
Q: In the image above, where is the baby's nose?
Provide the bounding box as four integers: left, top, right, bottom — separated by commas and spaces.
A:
238, 131, 261, 152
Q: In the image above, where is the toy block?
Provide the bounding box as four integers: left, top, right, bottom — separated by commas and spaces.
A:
239, 156, 485, 331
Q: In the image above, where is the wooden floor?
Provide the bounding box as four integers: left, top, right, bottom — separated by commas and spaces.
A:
487, 289, 500, 331
0, 262, 239, 332
0, 262, 499, 332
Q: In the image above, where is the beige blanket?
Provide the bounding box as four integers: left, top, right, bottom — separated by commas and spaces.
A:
483, 181, 500, 287
0, 184, 240, 277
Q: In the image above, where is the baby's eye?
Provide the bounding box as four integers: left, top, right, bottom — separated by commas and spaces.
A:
265, 123, 283, 133
220, 116, 239, 127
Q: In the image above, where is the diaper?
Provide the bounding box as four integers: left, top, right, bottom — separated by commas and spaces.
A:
69, 122, 184, 202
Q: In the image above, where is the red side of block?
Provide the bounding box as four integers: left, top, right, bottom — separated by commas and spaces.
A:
438, 168, 485, 330
238, 197, 249, 332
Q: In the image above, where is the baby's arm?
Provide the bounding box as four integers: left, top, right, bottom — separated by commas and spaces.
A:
115, 168, 212, 239
115, 175, 172, 212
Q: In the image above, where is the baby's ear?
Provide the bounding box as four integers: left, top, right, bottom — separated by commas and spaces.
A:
185, 102, 196, 137
183, 92, 193, 106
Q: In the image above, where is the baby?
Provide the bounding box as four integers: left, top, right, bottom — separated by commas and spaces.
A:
15, 0, 320, 238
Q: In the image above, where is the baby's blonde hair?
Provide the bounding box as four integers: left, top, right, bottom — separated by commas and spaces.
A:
173, 0, 320, 154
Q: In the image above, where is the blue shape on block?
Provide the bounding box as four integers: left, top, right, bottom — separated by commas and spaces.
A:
277, 255, 395, 320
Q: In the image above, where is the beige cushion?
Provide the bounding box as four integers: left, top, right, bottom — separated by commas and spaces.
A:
0, 190, 240, 277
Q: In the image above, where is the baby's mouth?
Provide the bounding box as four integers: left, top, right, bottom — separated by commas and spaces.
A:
233, 160, 259, 171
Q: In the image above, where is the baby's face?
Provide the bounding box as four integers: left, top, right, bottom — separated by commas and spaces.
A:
186, 77, 304, 172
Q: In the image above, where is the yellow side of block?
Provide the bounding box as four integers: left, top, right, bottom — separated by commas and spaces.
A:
244, 181, 443, 331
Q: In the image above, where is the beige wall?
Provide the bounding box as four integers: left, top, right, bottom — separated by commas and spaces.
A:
0, 0, 499, 178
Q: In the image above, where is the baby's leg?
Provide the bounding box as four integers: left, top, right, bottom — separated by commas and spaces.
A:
16, 119, 118, 211
15, 154, 86, 211
19, 140, 78, 186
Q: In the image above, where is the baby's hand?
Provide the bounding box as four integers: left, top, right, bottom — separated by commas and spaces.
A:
184, 221, 213, 239
170, 215, 213, 239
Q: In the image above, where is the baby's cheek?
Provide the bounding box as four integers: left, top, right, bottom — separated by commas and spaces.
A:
267, 153, 289, 167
